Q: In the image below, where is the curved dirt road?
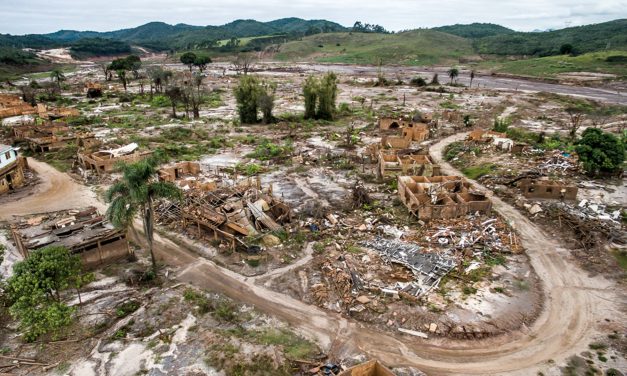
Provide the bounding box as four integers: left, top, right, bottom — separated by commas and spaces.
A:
0, 158, 101, 221
3, 153, 623, 375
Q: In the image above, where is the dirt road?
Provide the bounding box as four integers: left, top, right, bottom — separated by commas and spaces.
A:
259, 63, 627, 105
0, 158, 102, 221
3, 154, 622, 375
170, 134, 621, 375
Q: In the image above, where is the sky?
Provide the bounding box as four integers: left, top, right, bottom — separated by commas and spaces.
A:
1, 0, 626, 35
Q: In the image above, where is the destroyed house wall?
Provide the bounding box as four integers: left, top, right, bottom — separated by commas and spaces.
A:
10, 207, 130, 268
468, 129, 507, 142
158, 161, 202, 182
518, 179, 578, 201
0, 160, 25, 195
12, 123, 70, 141
155, 178, 289, 250
78, 150, 153, 174
0, 94, 36, 119
397, 176, 491, 220
378, 151, 440, 177
401, 123, 429, 142
337, 360, 395, 376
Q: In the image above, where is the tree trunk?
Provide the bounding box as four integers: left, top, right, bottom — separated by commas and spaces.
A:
143, 198, 157, 273
171, 102, 177, 118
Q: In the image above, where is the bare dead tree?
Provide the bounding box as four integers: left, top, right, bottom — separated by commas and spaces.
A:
567, 110, 584, 140
232, 53, 257, 75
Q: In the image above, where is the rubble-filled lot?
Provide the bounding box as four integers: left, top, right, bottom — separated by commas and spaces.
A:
1, 57, 626, 375
444, 123, 627, 277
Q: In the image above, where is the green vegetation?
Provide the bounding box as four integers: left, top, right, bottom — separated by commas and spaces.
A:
303, 72, 338, 120
474, 19, 627, 56
484, 51, 627, 78
612, 249, 627, 271
274, 30, 475, 65
575, 128, 625, 176
247, 139, 293, 161
462, 163, 496, 179
433, 23, 514, 38
233, 75, 276, 124
69, 37, 131, 59
105, 155, 182, 273
6, 246, 81, 341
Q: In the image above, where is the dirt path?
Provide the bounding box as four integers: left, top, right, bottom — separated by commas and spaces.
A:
3, 153, 623, 375
0, 158, 102, 221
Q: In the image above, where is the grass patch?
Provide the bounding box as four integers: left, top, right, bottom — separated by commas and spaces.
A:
462, 163, 496, 179
483, 51, 627, 79
611, 249, 627, 271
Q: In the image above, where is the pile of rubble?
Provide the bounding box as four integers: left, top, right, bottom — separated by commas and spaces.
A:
544, 199, 626, 250
537, 151, 578, 175
360, 237, 455, 297
155, 176, 292, 251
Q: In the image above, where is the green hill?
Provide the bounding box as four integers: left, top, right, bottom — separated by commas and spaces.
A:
474, 19, 627, 56
273, 30, 476, 65
432, 23, 514, 38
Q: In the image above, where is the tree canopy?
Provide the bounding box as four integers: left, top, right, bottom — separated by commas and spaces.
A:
6, 246, 81, 341
575, 128, 625, 175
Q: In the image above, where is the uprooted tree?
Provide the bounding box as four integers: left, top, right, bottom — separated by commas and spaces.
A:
234, 75, 276, 124
6, 246, 81, 341
303, 72, 338, 120
574, 127, 625, 176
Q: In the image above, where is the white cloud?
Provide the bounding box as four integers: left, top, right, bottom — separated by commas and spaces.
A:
0, 0, 625, 34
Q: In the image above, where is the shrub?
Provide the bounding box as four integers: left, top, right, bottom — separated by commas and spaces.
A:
575, 128, 625, 175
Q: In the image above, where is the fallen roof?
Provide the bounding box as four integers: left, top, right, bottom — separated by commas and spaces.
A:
12, 207, 124, 253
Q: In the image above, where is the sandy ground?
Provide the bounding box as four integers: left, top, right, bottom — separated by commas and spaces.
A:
3, 134, 623, 374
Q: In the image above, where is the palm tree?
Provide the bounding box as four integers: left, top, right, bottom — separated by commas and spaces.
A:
50, 69, 65, 89
448, 68, 459, 85
105, 155, 182, 273
469, 70, 476, 88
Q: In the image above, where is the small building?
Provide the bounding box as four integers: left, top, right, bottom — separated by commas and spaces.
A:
518, 178, 578, 201
0, 144, 26, 195
12, 122, 70, 142
158, 161, 217, 191
467, 129, 507, 142
77, 143, 153, 174
379, 117, 430, 141
338, 360, 394, 376
401, 122, 429, 142
0, 94, 36, 119
397, 175, 491, 220
10, 207, 130, 268
26, 134, 76, 153
37, 104, 80, 120
378, 150, 441, 177
86, 82, 103, 98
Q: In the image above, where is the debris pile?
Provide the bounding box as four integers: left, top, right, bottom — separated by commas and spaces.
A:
155, 174, 292, 251
537, 151, 578, 175
360, 237, 456, 296
545, 200, 625, 250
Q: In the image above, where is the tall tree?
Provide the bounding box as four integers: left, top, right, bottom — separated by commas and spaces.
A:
193, 55, 212, 73
180, 52, 197, 72
49, 69, 65, 90
303, 75, 318, 119
448, 68, 459, 85
6, 246, 81, 341
234, 75, 261, 123
302, 72, 338, 120
105, 155, 182, 273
